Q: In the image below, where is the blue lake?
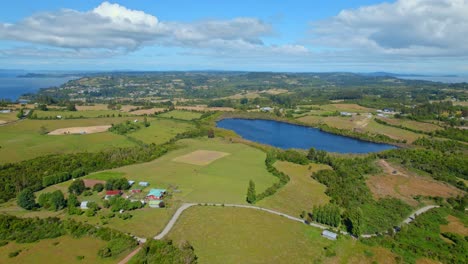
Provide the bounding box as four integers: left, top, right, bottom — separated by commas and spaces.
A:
216, 118, 397, 154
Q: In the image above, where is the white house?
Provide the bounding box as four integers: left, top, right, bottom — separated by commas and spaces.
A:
80, 201, 89, 210
139, 181, 149, 187
322, 230, 338, 240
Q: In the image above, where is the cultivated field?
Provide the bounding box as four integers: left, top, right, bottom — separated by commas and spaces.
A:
0, 236, 121, 264
367, 160, 463, 206
48, 125, 111, 135
158, 110, 203, 120
167, 206, 397, 264
258, 161, 330, 216
87, 138, 278, 204
172, 150, 230, 166
0, 118, 144, 164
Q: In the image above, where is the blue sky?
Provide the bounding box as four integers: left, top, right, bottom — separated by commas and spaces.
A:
0, 0, 467, 73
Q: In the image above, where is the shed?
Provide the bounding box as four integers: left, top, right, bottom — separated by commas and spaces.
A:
80, 201, 89, 210
139, 181, 149, 187
105, 190, 122, 200
128, 180, 135, 186
322, 230, 338, 240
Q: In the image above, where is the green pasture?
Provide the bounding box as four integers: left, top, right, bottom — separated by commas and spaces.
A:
158, 110, 203, 120
258, 161, 331, 217
33, 109, 135, 119
167, 206, 397, 264
0, 236, 121, 264
0, 118, 145, 164
87, 138, 278, 204
128, 118, 194, 144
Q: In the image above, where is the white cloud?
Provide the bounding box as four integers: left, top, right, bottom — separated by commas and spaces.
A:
310, 0, 468, 57
0, 1, 303, 57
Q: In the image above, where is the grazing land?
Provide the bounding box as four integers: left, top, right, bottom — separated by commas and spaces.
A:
48, 125, 111, 135
258, 161, 330, 216
168, 206, 397, 264
87, 138, 278, 204
0, 236, 119, 264
172, 150, 230, 166
32, 109, 135, 119
376, 117, 443, 132
367, 160, 462, 206
158, 110, 203, 120
126, 118, 194, 145
0, 118, 142, 163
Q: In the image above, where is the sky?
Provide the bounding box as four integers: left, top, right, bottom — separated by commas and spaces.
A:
0, 0, 467, 74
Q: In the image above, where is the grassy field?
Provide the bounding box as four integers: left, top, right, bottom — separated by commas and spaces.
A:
33, 109, 136, 119
86, 138, 278, 204
0, 236, 122, 264
158, 110, 203, 120
258, 161, 331, 217
376, 117, 443, 132
128, 118, 194, 144
167, 206, 397, 264
0, 111, 18, 123
364, 120, 424, 143
0, 118, 147, 164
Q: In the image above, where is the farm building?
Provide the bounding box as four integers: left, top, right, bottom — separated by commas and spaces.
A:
105, 190, 122, 200
260, 107, 273, 112
139, 181, 149, 187
83, 179, 106, 189
321, 230, 338, 240
128, 180, 135, 186
80, 201, 88, 209
146, 189, 167, 200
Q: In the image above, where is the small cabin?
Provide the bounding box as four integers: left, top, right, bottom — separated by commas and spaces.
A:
139, 181, 149, 187
80, 201, 89, 210
322, 230, 338, 240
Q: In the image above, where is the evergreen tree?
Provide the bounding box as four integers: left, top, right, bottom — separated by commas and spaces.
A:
246, 180, 256, 204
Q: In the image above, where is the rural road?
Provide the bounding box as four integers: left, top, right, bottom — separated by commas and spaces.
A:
402, 205, 439, 224
361, 205, 440, 238
118, 247, 142, 264
119, 203, 440, 263
153, 203, 334, 241
154, 203, 440, 240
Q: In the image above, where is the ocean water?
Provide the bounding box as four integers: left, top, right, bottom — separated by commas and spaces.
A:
0, 73, 74, 101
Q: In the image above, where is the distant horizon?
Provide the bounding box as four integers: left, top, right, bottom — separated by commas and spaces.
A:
0, 68, 466, 77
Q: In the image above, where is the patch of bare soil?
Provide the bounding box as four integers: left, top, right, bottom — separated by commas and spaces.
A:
48, 125, 111, 135
367, 160, 463, 206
